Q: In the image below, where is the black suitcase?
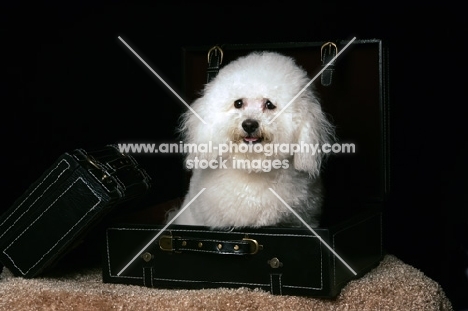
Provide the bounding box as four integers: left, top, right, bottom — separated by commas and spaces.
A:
103, 39, 390, 298
0, 145, 151, 278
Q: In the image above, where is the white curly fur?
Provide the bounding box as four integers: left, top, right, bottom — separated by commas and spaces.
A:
168, 51, 334, 228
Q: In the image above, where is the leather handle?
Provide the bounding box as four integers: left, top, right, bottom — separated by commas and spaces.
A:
159, 235, 262, 256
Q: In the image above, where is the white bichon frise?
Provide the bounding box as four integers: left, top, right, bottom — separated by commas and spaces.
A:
169, 51, 334, 228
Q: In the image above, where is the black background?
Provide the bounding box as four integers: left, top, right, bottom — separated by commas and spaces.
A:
1, 2, 467, 309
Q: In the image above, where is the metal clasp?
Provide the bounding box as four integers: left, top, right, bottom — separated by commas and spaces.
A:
86, 155, 100, 169
242, 238, 263, 255
321, 42, 338, 61
86, 155, 111, 182
267, 257, 283, 269
159, 235, 175, 251
141, 252, 153, 262
207, 45, 223, 65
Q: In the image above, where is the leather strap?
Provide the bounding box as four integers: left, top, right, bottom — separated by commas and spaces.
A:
206, 45, 223, 83
321, 42, 338, 86
159, 235, 262, 256
70, 145, 151, 199
270, 273, 283, 295
206, 43, 338, 87
142, 266, 153, 288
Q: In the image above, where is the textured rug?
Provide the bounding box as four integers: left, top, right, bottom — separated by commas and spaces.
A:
0, 255, 452, 311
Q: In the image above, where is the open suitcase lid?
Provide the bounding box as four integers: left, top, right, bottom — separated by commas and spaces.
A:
182, 39, 390, 212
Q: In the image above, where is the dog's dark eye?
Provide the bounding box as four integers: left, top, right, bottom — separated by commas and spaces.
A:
265, 100, 276, 110
234, 99, 243, 109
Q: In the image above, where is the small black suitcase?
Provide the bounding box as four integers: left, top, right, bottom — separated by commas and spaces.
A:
103, 39, 389, 297
104, 209, 381, 297
0, 145, 151, 278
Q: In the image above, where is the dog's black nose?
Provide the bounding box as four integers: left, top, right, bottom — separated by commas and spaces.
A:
242, 119, 259, 134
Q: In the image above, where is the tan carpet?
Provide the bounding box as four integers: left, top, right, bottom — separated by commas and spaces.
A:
0, 255, 452, 311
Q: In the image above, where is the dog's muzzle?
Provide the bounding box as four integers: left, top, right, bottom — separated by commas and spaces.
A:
242, 119, 262, 143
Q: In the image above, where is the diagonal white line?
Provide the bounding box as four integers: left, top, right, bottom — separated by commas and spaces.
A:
117, 36, 207, 125
117, 188, 206, 276
268, 188, 357, 275
268, 37, 357, 124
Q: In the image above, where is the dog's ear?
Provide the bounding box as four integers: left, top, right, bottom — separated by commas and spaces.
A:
293, 101, 334, 177
178, 111, 204, 162
177, 98, 220, 164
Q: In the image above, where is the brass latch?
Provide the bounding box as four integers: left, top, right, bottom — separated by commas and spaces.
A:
159, 235, 176, 251
242, 238, 263, 255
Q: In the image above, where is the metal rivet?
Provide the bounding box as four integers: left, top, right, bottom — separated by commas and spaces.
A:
233, 245, 240, 251
267, 257, 283, 269
217, 244, 223, 250
181, 241, 187, 247
141, 252, 153, 262
198, 242, 203, 248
